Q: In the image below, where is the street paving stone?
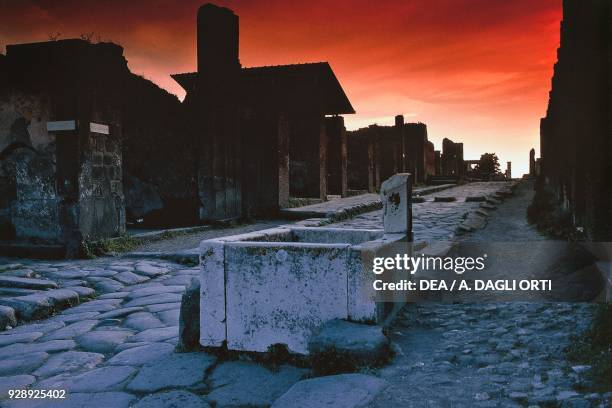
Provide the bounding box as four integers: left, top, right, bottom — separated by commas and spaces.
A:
207, 361, 307, 407
75, 329, 134, 353
32, 351, 104, 378
126, 353, 215, 392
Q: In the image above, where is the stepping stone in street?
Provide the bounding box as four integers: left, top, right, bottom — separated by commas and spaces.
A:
107, 342, 175, 366
76, 330, 134, 353
134, 390, 210, 408
0, 352, 48, 376
271, 374, 389, 408
434, 196, 457, 202
0, 294, 55, 320
466, 196, 487, 202
207, 361, 307, 408
68, 365, 136, 393
127, 352, 216, 392
33, 351, 104, 378
0, 374, 36, 398
44, 288, 80, 310
0, 331, 43, 347
0, 276, 58, 290
114, 272, 149, 285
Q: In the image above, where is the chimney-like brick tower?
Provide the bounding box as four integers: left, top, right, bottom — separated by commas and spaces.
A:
197, 3, 240, 75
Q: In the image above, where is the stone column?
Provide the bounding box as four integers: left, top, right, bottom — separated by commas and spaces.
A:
278, 115, 290, 208
380, 173, 412, 238
367, 138, 376, 193
319, 119, 327, 200
340, 126, 348, 197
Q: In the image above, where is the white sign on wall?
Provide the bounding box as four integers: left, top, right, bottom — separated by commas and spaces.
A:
46, 120, 76, 132
90, 123, 110, 135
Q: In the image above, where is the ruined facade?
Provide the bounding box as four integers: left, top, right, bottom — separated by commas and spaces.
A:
0, 40, 126, 255
529, 148, 536, 176
539, 0, 612, 240
441, 137, 464, 178
346, 116, 435, 191
172, 4, 354, 220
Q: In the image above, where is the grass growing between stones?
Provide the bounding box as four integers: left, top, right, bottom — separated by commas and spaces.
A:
81, 234, 140, 258
566, 304, 612, 392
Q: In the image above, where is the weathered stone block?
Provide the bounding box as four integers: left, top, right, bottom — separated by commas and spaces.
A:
271, 373, 388, 408
178, 277, 200, 352
308, 319, 391, 373
380, 173, 411, 234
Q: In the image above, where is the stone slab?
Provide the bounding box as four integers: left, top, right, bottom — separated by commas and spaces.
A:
271, 374, 388, 408
127, 353, 215, 392
106, 342, 175, 366
207, 361, 307, 408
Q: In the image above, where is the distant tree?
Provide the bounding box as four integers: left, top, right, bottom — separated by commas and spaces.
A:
47, 32, 61, 41
474, 153, 501, 180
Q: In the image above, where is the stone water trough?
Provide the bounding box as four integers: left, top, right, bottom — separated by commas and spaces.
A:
199, 174, 412, 355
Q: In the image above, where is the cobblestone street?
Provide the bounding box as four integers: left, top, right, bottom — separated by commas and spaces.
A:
0, 181, 607, 407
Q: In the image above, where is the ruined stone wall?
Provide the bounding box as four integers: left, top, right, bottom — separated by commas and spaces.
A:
0, 40, 128, 251
540, 0, 612, 240
120, 76, 196, 226
441, 138, 464, 177
403, 123, 429, 183
0, 92, 59, 241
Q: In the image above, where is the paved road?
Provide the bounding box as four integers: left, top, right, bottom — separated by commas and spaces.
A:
370, 182, 606, 407
0, 181, 606, 407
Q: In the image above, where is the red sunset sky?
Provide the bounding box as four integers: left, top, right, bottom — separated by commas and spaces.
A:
0, 0, 562, 175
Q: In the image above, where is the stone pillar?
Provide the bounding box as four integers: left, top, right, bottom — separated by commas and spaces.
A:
278, 115, 290, 208
529, 148, 536, 176
340, 125, 348, 197
367, 138, 376, 193
319, 119, 327, 200
380, 173, 412, 238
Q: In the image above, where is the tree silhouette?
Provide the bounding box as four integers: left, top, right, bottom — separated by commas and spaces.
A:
474, 153, 500, 180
